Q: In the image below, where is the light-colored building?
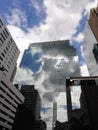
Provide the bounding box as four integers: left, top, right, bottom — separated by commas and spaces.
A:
83, 5, 98, 76
0, 17, 24, 130
0, 17, 20, 82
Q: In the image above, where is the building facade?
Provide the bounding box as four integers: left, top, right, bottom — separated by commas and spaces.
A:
0, 17, 24, 130
0, 17, 20, 82
83, 5, 98, 76
21, 85, 41, 120
20, 40, 80, 92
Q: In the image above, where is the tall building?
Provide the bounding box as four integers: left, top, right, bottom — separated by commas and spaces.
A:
52, 102, 57, 129
19, 40, 80, 129
0, 17, 24, 130
21, 85, 41, 120
20, 40, 81, 92
0, 17, 20, 82
83, 5, 98, 76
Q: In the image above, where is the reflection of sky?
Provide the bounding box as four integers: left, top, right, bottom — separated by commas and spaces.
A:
20, 51, 42, 73
19, 40, 81, 128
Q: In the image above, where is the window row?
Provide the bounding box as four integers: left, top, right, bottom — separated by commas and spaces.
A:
0, 19, 4, 28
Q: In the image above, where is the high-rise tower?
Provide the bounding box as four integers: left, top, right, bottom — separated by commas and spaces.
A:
83, 4, 98, 76
52, 102, 57, 130
0, 17, 20, 81
0, 17, 24, 130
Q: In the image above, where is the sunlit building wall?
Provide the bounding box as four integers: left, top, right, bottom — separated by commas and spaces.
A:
83, 23, 98, 75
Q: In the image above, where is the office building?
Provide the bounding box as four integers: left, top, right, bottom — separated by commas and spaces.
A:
21, 85, 41, 120
19, 40, 80, 129
0, 17, 20, 82
83, 5, 98, 76
0, 17, 24, 130
20, 40, 80, 92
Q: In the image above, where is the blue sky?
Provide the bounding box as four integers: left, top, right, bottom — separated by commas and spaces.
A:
0, 0, 46, 29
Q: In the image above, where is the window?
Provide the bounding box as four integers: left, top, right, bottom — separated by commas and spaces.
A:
7, 64, 10, 69
1, 52, 5, 57
0, 19, 4, 26
6, 46, 9, 51
0, 37, 4, 44
1, 33, 6, 41
8, 61, 11, 65
4, 49, 7, 54
7, 43, 10, 48
4, 28, 9, 36
10, 38, 13, 42
10, 58, 13, 62
0, 56, 3, 61
3, 30, 7, 38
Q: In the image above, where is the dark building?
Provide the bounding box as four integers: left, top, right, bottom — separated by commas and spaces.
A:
12, 104, 35, 130
12, 104, 47, 130
21, 85, 41, 120
54, 120, 69, 130
66, 77, 98, 130
32, 120, 47, 130
80, 79, 98, 130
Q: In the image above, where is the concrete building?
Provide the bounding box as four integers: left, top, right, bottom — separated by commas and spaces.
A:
21, 85, 41, 120
0, 17, 20, 82
83, 5, 98, 76
0, 17, 24, 130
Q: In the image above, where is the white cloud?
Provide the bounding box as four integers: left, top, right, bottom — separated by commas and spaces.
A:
6, 8, 27, 28
80, 64, 89, 76
6, 0, 94, 66
75, 33, 84, 42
